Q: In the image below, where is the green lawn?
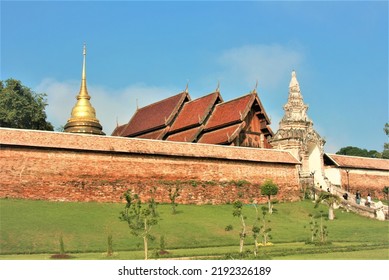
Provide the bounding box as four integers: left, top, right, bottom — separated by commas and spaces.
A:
0, 198, 388, 259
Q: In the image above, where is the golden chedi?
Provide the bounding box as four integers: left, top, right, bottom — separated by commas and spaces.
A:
64, 44, 105, 135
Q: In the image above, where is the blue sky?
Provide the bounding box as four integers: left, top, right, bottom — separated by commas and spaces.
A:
1, 0, 388, 153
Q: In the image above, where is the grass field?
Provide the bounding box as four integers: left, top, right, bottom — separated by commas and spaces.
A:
0, 198, 388, 259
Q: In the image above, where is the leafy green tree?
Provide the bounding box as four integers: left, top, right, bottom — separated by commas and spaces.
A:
315, 192, 341, 220
0, 79, 53, 130
260, 179, 278, 214
336, 146, 379, 158
119, 190, 158, 260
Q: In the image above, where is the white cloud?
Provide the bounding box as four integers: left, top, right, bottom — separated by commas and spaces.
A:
217, 44, 304, 90
36, 79, 180, 135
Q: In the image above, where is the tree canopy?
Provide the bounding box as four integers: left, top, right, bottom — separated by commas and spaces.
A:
260, 179, 279, 214
336, 146, 379, 158
0, 79, 53, 131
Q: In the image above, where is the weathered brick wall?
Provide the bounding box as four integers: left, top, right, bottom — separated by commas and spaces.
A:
340, 169, 389, 200
0, 128, 301, 204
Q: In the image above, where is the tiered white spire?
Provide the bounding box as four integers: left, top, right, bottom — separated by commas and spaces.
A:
282, 70, 309, 123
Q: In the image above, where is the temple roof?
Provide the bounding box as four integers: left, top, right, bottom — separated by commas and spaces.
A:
113, 88, 273, 148
324, 154, 389, 171
111, 124, 126, 136
169, 91, 222, 133
204, 93, 270, 131
119, 91, 189, 137
166, 126, 203, 142
136, 127, 170, 140
198, 123, 244, 145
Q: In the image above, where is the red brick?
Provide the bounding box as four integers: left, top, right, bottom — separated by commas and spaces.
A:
0, 128, 300, 204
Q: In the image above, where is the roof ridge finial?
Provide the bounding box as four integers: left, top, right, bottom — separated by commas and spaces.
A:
251, 80, 258, 94
184, 81, 189, 93
215, 80, 220, 92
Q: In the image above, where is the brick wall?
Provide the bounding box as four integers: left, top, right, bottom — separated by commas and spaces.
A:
0, 128, 301, 204
340, 169, 389, 200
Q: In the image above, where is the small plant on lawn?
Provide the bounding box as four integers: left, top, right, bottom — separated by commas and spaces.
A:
304, 213, 319, 244
59, 234, 65, 255
259, 206, 272, 245
50, 234, 72, 259
168, 186, 181, 214
260, 179, 279, 214
225, 225, 233, 231
119, 190, 158, 260
316, 211, 330, 245
107, 233, 113, 256
154, 235, 169, 258
251, 202, 261, 256
232, 200, 247, 254
315, 191, 341, 220
159, 235, 166, 251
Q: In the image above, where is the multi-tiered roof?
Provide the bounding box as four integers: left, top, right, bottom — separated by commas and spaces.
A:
113, 88, 273, 148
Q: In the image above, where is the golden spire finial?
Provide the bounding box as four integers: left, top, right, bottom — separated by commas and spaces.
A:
64, 44, 105, 135
79, 43, 89, 99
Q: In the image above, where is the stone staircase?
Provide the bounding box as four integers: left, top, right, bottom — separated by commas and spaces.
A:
313, 184, 388, 221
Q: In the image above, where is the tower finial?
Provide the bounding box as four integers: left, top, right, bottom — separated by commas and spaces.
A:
80, 43, 89, 98
288, 69, 302, 97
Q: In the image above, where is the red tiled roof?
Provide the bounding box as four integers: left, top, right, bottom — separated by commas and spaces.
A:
120, 92, 189, 137
169, 92, 222, 133
325, 154, 389, 171
204, 93, 254, 131
198, 123, 244, 145
111, 124, 126, 136
136, 127, 170, 140
166, 126, 203, 142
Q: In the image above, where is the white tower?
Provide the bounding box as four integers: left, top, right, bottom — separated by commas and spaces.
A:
270, 71, 326, 188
